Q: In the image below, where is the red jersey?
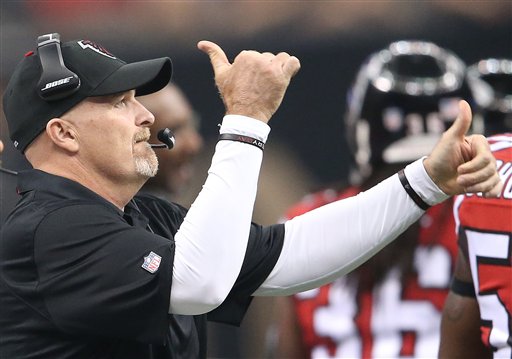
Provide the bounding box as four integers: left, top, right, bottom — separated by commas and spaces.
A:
454, 133, 512, 358
285, 185, 457, 358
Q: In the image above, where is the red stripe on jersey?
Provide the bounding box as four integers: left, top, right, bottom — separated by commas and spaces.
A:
481, 325, 492, 348
293, 284, 338, 354
400, 332, 416, 357
354, 289, 373, 359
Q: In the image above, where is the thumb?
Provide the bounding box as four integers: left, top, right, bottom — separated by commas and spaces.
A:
446, 100, 472, 140
283, 56, 301, 78
197, 40, 230, 77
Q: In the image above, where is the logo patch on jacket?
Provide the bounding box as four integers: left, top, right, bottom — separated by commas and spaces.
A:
142, 251, 162, 273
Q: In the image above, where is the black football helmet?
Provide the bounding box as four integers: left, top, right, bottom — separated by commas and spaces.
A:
466, 58, 512, 136
345, 40, 480, 184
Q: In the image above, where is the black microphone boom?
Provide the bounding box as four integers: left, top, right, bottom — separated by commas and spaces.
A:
150, 128, 175, 150
0, 166, 18, 176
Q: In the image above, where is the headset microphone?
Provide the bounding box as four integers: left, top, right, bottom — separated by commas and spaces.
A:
150, 128, 175, 150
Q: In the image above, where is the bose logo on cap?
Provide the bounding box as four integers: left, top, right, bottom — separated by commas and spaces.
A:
41, 76, 74, 92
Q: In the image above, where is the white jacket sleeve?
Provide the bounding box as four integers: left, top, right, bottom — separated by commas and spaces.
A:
254, 158, 450, 296
170, 115, 269, 314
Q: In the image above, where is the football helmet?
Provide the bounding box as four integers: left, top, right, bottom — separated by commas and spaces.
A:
466, 58, 512, 136
345, 40, 480, 183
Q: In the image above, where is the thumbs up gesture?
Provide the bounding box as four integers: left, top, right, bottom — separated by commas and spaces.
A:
424, 100, 502, 197
198, 41, 300, 123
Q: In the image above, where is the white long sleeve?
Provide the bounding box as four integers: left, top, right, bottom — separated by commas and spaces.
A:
170, 115, 269, 314
254, 158, 449, 296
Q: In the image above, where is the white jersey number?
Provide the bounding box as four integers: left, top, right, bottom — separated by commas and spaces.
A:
466, 229, 512, 358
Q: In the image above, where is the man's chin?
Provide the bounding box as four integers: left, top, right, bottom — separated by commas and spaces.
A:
135, 155, 159, 178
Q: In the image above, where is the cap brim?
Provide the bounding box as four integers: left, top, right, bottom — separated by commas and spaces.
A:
91, 57, 172, 97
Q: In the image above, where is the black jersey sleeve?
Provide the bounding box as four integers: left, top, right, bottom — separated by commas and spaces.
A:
207, 222, 285, 325
34, 203, 175, 344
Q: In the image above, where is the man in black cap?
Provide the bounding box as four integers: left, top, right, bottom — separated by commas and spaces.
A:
0, 33, 503, 359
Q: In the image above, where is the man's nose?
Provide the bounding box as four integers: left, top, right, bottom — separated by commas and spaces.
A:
136, 101, 155, 127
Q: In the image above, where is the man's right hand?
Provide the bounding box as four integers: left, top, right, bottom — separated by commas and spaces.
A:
198, 40, 300, 123
0, 140, 4, 154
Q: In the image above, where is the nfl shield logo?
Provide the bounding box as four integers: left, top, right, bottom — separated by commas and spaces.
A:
142, 251, 162, 274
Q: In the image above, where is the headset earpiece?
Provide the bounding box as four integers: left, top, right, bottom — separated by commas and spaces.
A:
36, 33, 80, 101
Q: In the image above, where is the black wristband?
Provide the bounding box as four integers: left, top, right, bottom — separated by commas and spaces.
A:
451, 277, 476, 297
398, 169, 431, 211
218, 133, 265, 150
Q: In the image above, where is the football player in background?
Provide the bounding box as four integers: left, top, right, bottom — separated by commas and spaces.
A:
439, 58, 512, 359
138, 83, 204, 201
274, 41, 480, 358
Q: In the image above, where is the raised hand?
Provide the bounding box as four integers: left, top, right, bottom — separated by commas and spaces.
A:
424, 100, 502, 197
197, 41, 300, 123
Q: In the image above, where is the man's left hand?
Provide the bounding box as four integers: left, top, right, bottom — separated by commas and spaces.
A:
424, 100, 502, 197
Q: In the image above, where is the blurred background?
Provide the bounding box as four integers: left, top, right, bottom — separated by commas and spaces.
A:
1, 1, 511, 358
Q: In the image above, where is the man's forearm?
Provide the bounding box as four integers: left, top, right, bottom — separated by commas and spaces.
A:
171, 115, 269, 314
255, 159, 445, 295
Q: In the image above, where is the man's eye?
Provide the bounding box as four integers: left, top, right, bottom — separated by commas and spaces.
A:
115, 98, 127, 108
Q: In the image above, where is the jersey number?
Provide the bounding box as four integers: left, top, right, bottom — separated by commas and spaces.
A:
309, 244, 451, 358
466, 229, 512, 357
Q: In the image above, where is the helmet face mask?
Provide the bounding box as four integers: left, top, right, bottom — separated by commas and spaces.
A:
368, 41, 466, 96
467, 58, 512, 136
345, 40, 478, 184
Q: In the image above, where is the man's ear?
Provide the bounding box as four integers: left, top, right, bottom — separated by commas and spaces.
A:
46, 118, 79, 153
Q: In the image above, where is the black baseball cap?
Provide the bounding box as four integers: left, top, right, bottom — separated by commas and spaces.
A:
3, 33, 172, 153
